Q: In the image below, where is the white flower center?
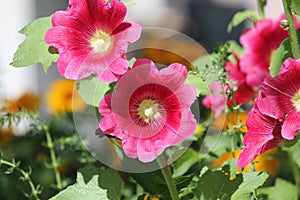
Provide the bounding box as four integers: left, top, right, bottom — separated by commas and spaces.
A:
137, 99, 159, 123
292, 90, 300, 111
90, 30, 112, 54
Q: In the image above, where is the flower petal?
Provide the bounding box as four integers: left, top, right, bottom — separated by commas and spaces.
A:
282, 111, 300, 140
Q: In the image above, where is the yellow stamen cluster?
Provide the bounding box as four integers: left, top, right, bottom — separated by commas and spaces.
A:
137, 99, 159, 123
292, 90, 300, 111
90, 30, 112, 53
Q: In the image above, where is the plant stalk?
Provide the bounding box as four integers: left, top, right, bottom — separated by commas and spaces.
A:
0, 159, 40, 200
257, 0, 266, 19
44, 125, 63, 191
157, 156, 179, 200
283, 0, 300, 59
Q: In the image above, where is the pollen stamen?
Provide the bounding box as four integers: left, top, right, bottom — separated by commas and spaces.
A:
292, 90, 300, 111
137, 99, 160, 123
90, 30, 112, 54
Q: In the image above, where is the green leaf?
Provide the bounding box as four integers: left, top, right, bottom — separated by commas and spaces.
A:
292, 0, 300, 17
227, 10, 258, 33
11, 15, 58, 72
98, 168, 124, 200
227, 40, 244, 58
283, 139, 300, 168
269, 38, 292, 77
231, 172, 269, 200
185, 72, 210, 96
193, 168, 243, 200
174, 174, 194, 191
131, 170, 169, 197
269, 29, 300, 77
258, 178, 298, 200
77, 76, 112, 107
50, 170, 108, 200
173, 149, 199, 178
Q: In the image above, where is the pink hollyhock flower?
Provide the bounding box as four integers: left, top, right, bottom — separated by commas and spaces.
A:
258, 58, 300, 140
240, 14, 300, 87
237, 93, 283, 168
45, 0, 141, 82
203, 82, 227, 118
99, 59, 197, 162
203, 53, 255, 117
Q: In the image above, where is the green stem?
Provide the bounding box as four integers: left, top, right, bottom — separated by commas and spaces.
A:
157, 156, 179, 200
257, 0, 266, 19
0, 159, 40, 200
44, 125, 63, 191
283, 0, 300, 59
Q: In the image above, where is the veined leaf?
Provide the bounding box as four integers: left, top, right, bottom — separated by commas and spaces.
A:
11, 15, 58, 72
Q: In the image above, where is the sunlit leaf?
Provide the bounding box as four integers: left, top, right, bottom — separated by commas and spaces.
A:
231, 172, 268, 200
11, 15, 58, 72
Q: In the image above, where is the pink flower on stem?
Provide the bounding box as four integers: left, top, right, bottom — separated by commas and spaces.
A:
238, 58, 300, 167
258, 58, 300, 140
203, 53, 255, 117
203, 82, 227, 118
45, 0, 141, 82
240, 14, 300, 87
99, 59, 197, 162
237, 93, 283, 168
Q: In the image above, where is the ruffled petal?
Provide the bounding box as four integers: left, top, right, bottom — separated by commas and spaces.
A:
282, 111, 300, 139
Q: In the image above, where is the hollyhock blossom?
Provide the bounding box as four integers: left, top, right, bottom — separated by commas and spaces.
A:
45, 0, 141, 82
203, 53, 255, 117
237, 93, 283, 168
240, 14, 300, 87
258, 58, 300, 140
99, 59, 197, 162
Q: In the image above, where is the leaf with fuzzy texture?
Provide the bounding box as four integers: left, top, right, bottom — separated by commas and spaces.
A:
50, 170, 107, 200
11, 16, 58, 72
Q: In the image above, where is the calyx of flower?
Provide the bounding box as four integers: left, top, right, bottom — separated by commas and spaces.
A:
292, 90, 300, 111
137, 99, 160, 123
90, 30, 112, 53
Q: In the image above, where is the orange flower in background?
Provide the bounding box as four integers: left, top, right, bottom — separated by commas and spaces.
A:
213, 148, 279, 176
212, 112, 248, 133
1, 93, 40, 113
0, 126, 14, 146
45, 79, 86, 114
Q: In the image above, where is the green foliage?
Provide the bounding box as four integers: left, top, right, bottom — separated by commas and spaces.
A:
98, 168, 124, 200
77, 76, 112, 107
227, 10, 258, 33
11, 16, 58, 72
292, 0, 300, 17
269, 29, 300, 77
269, 38, 292, 77
258, 178, 298, 200
283, 139, 300, 168
50, 170, 108, 200
131, 170, 169, 198
185, 72, 210, 96
172, 149, 199, 178
193, 167, 243, 200
231, 172, 269, 200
